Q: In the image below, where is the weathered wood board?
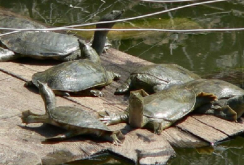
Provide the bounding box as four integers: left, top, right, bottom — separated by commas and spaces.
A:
1, 48, 244, 165
0, 49, 174, 165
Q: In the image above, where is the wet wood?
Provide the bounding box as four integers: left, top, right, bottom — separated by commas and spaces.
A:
0, 49, 171, 165
162, 127, 209, 148
1, 48, 244, 165
192, 115, 244, 136
176, 116, 228, 144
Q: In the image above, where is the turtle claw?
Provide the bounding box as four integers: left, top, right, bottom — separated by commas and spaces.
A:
112, 139, 122, 146
111, 131, 124, 146
99, 116, 112, 125
24, 81, 34, 87
62, 92, 70, 97
90, 90, 104, 97
98, 110, 112, 125
103, 37, 112, 53
98, 110, 110, 117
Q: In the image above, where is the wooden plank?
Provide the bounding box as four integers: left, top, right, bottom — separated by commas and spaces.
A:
2, 48, 244, 164
109, 126, 175, 164
176, 116, 228, 144
162, 127, 208, 148
0, 71, 105, 165
0, 49, 175, 165
192, 115, 244, 136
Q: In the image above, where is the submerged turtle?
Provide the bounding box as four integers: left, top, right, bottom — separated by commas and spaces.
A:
25, 40, 120, 97
115, 63, 200, 95
184, 79, 244, 121
0, 10, 123, 61
101, 85, 217, 134
21, 81, 124, 145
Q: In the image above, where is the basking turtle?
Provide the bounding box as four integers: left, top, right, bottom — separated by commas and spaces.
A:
0, 11, 47, 61
184, 79, 244, 121
101, 85, 217, 134
102, 79, 244, 132
25, 40, 120, 97
0, 10, 123, 61
0, 11, 46, 32
115, 63, 200, 94
21, 81, 124, 145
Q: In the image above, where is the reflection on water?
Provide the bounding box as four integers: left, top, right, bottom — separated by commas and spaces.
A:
170, 136, 244, 165
64, 152, 134, 165
1, 0, 244, 164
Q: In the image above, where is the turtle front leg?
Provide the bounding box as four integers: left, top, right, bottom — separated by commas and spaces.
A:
149, 119, 172, 135
195, 102, 238, 122
90, 89, 104, 97
99, 111, 129, 125
62, 49, 83, 61
44, 131, 82, 141
114, 78, 132, 95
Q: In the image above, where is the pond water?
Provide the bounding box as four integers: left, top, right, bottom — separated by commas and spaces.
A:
1, 0, 244, 164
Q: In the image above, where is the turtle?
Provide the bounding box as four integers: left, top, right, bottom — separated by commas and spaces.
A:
183, 79, 244, 122
25, 40, 120, 97
0, 11, 47, 61
114, 63, 201, 95
21, 81, 125, 145
0, 11, 46, 32
100, 84, 217, 134
101, 79, 244, 132
0, 10, 123, 61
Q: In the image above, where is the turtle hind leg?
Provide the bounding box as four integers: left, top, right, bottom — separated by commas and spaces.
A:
44, 131, 75, 141
0, 47, 18, 62
44, 130, 87, 142
195, 103, 237, 122
53, 90, 70, 97
99, 130, 125, 145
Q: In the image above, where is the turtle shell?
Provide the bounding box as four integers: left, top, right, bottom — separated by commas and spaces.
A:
0, 14, 46, 32
142, 87, 197, 121
32, 60, 110, 92
185, 79, 244, 98
50, 106, 111, 131
0, 31, 79, 58
130, 64, 200, 93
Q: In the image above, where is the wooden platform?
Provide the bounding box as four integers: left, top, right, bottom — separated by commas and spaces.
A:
0, 48, 244, 165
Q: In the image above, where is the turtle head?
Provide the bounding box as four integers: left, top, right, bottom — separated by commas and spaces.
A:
37, 81, 56, 112
92, 10, 123, 55
129, 89, 147, 128
96, 10, 124, 29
